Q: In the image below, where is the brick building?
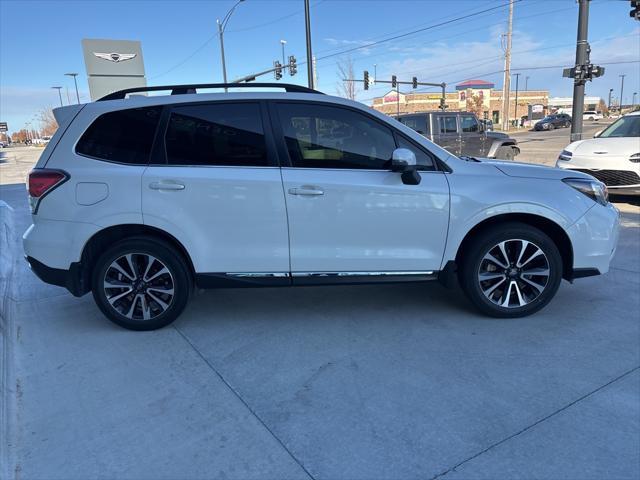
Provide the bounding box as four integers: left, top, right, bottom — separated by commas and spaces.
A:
371, 79, 549, 125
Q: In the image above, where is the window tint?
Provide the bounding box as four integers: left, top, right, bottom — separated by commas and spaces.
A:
398, 115, 427, 135
164, 103, 268, 166
76, 106, 161, 164
277, 103, 396, 169
460, 115, 479, 132
395, 135, 435, 170
437, 116, 457, 133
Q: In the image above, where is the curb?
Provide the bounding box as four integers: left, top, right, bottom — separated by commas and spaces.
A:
0, 201, 16, 479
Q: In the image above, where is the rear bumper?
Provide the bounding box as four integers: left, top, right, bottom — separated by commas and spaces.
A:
25, 256, 88, 297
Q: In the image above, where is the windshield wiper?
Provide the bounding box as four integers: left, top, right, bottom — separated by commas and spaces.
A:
459, 155, 481, 162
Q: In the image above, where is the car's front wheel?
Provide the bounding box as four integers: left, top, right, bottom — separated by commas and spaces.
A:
91, 238, 191, 330
495, 146, 516, 160
459, 223, 562, 317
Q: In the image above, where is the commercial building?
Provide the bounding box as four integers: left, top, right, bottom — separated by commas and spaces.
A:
372, 79, 549, 125
548, 96, 605, 114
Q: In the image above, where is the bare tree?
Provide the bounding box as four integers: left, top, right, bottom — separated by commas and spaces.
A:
465, 94, 484, 118
38, 108, 58, 137
336, 56, 359, 100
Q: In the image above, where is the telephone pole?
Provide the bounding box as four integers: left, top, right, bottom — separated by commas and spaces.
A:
501, 0, 514, 131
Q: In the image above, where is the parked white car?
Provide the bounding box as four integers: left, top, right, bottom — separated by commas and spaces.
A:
583, 110, 603, 121
557, 111, 640, 196
23, 83, 620, 330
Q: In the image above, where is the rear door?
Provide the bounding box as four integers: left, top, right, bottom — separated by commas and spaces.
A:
433, 114, 460, 155
142, 101, 289, 276
459, 114, 485, 156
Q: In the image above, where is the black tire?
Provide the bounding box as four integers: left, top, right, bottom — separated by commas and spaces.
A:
495, 146, 515, 161
548, 123, 555, 130
91, 237, 191, 330
458, 222, 562, 318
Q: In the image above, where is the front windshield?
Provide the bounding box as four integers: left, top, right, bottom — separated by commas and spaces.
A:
598, 115, 640, 138
542, 116, 554, 121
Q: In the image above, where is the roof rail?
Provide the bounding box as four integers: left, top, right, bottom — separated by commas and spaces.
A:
97, 82, 323, 101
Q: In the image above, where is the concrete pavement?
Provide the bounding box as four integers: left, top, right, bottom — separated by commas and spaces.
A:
1, 177, 639, 478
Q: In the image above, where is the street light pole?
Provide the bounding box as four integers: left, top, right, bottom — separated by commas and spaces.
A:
525, 75, 529, 91
619, 74, 626, 113
217, 0, 245, 90
304, 0, 314, 89
513, 73, 520, 127
633, 92, 637, 108
569, 0, 590, 142
65, 73, 80, 103
608, 88, 614, 111
51, 86, 63, 107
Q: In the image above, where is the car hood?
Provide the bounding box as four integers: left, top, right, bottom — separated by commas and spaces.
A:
479, 159, 594, 181
565, 137, 640, 157
486, 131, 509, 139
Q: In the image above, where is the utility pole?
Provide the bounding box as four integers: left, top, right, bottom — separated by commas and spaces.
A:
280, 39, 287, 65
513, 73, 521, 127
304, 0, 314, 89
633, 92, 637, 108
525, 76, 529, 91
501, 0, 514, 131
619, 74, 626, 113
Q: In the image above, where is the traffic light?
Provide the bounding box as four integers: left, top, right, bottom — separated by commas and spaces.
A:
363, 70, 369, 90
288, 55, 297, 76
391, 75, 397, 88
274, 61, 282, 80
589, 65, 605, 78
412, 77, 418, 89
631, 1, 640, 20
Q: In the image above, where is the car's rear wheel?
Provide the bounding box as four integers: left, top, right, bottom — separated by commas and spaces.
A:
459, 223, 562, 318
91, 238, 190, 330
495, 146, 516, 160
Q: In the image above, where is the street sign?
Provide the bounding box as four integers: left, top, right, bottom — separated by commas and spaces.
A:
0, 122, 7, 132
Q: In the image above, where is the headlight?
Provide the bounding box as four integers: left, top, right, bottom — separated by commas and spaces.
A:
630, 153, 640, 163
563, 178, 608, 206
558, 150, 572, 161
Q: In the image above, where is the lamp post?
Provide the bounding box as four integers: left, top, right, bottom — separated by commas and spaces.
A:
525, 75, 529, 91
51, 86, 63, 107
633, 92, 638, 108
513, 73, 520, 128
65, 73, 80, 103
619, 74, 626, 113
608, 88, 614, 111
217, 0, 245, 89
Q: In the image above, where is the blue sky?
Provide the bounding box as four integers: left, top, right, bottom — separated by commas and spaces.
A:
1, 0, 639, 134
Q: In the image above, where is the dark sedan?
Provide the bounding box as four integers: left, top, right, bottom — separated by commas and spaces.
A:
533, 113, 572, 131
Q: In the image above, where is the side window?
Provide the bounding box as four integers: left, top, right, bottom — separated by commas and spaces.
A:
460, 115, 479, 133
164, 103, 268, 167
437, 116, 458, 134
76, 106, 161, 164
395, 135, 435, 170
276, 103, 396, 169
398, 116, 427, 135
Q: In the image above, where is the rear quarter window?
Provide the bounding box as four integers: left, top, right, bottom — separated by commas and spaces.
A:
76, 106, 161, 164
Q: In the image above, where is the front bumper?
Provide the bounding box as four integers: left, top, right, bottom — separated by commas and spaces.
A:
566, 202, 620, 276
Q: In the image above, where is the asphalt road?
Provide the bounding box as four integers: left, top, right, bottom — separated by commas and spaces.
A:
1, 170, 639, 477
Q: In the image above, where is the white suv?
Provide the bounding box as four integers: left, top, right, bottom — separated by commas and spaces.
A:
23, 83, 620, 330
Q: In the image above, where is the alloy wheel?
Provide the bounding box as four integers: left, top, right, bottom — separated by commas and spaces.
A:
103, 253, 175, 320
477, 239, 550, 308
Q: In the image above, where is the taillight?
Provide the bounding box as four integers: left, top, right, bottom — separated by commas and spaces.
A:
28, 169, 68, 213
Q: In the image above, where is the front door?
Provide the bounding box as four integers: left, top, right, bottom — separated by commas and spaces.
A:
459, 114, 485, 157
433, 114, 461, 155
272, 101, 450, 274
142, 101, 289, 275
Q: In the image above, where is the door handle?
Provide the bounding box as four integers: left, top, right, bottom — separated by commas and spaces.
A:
149, 181, 185, 191
288, 186, 324, 196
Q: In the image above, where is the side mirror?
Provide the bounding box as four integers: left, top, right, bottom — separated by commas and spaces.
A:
478, 122, 485, 132
593, 130, 602, 138
391, 148, 421, 185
